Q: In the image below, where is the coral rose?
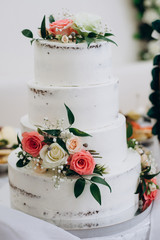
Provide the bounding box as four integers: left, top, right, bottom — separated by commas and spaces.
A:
22, 132, 44, 157
49, 19, 77, 36
66, 136, 82, 154
144, 178, 157, 201
70, 150, 95, 175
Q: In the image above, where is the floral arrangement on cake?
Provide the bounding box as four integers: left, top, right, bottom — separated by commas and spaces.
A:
127, 124, 160, 210
21, 12, 116, 47
133, 0, 160, 60
16, 104, 111, 205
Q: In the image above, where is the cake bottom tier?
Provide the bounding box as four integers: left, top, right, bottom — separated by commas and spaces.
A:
8, 148, 141, 230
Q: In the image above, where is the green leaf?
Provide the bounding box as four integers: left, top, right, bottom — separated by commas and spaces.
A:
142, 166, 151, 174
16, 158, 30, 168
69, 128, 92, 137
41, 15, 46, 39
56, 138, 69, 154
17, 134, 21, 146
76, 37, 84, 44
22, 29, 33, 38
135, 182, 142, 194
74, 178, 85, 198
30, 39, 35, 45
103, 38, 118, 46
88, 32, 97, 38
90, 183, 101, 205
147, 107, 158, 119
85, 36, 95, 47
127, 123, 133, 139
153, 55, 160, 66
43, 129, 61, 137
152, 20, 160, 33
64, 104, 75, 125
49, 15, 55, 23
127, 139, 136, 149
142, 171, 160, 180
97, 35, 117, 46
142, 179, 146, 195
104, 33, 114, 37
152, 122, 159, 135
91, 176, 112, 192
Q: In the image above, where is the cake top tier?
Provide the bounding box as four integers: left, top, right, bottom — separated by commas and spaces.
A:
22, 12, 116, 87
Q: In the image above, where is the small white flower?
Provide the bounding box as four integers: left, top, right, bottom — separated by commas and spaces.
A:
61, 35, 69, 43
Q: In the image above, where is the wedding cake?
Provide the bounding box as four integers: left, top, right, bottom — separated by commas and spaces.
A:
8, 13, 141, 229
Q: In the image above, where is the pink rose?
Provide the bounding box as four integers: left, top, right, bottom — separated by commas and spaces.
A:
49, 19, 77, 36
66, 136, 82, 154
70, 150, 95, 175
22, 132, 44, 157
144, 178, 157, 201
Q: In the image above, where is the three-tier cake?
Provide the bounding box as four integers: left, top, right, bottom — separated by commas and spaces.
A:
8, 13, 141, 229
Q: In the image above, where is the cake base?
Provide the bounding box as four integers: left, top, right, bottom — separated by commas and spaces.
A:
8, 148, 141, 230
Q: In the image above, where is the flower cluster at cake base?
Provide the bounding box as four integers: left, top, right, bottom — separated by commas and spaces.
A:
127, 124, 160, 211
16, 104, 111, 205
21, 12, 117, 47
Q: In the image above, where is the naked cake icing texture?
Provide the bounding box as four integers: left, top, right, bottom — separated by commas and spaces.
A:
8, 12, 143, 230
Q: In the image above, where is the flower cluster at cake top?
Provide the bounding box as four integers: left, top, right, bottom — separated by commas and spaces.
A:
22, 12, 117, 47
127, 123, 160, 211
16, 104, 111, 205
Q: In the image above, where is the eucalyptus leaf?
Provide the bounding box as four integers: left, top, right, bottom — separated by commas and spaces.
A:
74, 178, 85, 198
90, 183, 101, 205
69, 128, 91, 137
22, 29, 33, 38
152, 122, 159, 135
91, 176, 112, 192
41, 15, 46, 39
16, 158, 30, 168
56, 138, 69, 154
49, 15, 55, 23
64, 104, 75, 125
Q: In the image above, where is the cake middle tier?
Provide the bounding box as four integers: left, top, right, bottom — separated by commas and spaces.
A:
21, 113, 127, 169
28, 79, 119, 130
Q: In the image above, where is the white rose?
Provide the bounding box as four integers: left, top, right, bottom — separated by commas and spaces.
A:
142, 9, 159, 25
40, 143, 67, 168
73, 12, 102, 37
66, 136, 82, 154
149, 182, 157, 192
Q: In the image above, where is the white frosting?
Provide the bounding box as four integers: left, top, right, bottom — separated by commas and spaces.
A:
21, 114, 127, 169
34, 40, 113, 87
27, 79, 119, 131
8, 148, 141, 230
